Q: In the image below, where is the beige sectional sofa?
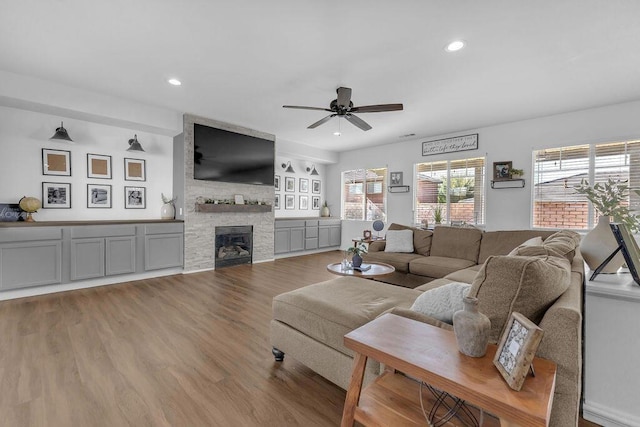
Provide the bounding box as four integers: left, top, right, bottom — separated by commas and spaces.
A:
271, 225, 584, 426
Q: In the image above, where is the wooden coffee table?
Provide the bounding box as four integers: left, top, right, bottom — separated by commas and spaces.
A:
341, 313, 557, 427
326, 262, 395, 278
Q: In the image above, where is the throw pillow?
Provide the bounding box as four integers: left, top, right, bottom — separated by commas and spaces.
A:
507, 236, 544, 256
512, 230, 581, 262
388, 223, 433, 256
468, 255, 571, 343
384, 229, 415, 253
410, 282, 471, 324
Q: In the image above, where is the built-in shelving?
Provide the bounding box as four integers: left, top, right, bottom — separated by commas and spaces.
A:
194, 203, 272, 213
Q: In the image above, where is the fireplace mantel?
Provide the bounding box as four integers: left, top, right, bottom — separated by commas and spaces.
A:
195, 203, 272, 213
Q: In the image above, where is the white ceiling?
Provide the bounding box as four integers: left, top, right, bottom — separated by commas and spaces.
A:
2, 1, 640, 152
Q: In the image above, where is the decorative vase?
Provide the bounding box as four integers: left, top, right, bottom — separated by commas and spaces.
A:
160, 203, 175, 220
453, 296, 491, 358
581, 216, 624, 273
352, 254, 363, 268
321, 205, 330, 217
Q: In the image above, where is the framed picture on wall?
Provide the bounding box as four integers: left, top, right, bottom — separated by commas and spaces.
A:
42, 182, 71, 208
285, 194, 295, 209
312, 179, 321, 194
299, 195, 308, 209
274, 194, 280, 209
87, 184, 112, 208
493, 161, 512, 181
275, 175, 281, 191
285, 177, 295, 192
312, 196, 320, 210
87, 153, 112, 179
42, 149, 71, 176
299, 178, 309, 193
124, 186, 146, 209
124, 158, 146, 181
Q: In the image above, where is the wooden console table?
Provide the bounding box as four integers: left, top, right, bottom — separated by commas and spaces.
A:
341, 313, 556, 427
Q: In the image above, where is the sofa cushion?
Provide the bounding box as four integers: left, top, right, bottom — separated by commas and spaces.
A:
410, 282, 471, 324
384, 229, 415, 253
388, 223, 433, 256
430, 226, 482, 263
409, 256, 476, 279
469, 255, 571, 344
363, 251, 423, 273
443, 264, 482, 284
272, 276, 421, 356
507, 236, 544, 256
512, 230, 581, 262
478, 230, 555, 264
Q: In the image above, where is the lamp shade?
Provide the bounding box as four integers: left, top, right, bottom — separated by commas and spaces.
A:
127, 134, 145, 152
50, 121, 73, 141
307, 165, 319, 176
282, 161, 295, 173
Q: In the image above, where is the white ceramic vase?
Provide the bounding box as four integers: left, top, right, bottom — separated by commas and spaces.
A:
161, 203, 175, 220
580, 216, 624, 273
320, 206, 330, 217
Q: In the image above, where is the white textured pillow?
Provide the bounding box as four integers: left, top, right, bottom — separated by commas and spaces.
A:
507, 236, 544, 256
384, 229, 414, 253
410, 282, 471, 324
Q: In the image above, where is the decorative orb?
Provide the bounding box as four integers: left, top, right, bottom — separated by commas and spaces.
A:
372, 220, 384, 232
19, 196, 42, 222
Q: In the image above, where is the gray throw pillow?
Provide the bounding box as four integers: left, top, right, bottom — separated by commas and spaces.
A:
410, 282, 471, 324
384, 229, 414, 253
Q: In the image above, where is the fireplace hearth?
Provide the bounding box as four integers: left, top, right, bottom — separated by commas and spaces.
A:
215, 226, 253, 269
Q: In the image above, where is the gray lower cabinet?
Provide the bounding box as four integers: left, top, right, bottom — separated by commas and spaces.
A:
274, 228, 290, 254
276, 218, 341, 254
319, 219, 341, 248
305, 220, 318, 250
0, 221, 183, 292
144, 223, 184, 271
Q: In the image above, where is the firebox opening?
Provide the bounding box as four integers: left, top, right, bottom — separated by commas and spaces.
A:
215, 226, 253, 269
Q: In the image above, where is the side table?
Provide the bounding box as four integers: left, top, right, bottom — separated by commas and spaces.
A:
341, 313, 556, 427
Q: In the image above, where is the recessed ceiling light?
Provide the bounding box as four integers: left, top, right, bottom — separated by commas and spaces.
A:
445, 40, 465, 52
168, 78, 182, 86
333, 131, 341, 136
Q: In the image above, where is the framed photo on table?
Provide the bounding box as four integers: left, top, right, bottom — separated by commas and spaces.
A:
87, 184, 112, 208
493, 161, 512, 181
124, 158, 146, 181
124, 186, 146, 209
493, 312, 544, 391
42, 182, 71, 208
42, 149, 71, 176
87, 153, 112, 179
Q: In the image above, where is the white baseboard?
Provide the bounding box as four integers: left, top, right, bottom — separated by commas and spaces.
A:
583, 400, 640, 427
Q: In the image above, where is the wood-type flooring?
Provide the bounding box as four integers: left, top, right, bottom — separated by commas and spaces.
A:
0, 251, 599, 426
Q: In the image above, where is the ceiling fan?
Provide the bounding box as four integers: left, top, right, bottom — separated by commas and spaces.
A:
283, 87, 403, 131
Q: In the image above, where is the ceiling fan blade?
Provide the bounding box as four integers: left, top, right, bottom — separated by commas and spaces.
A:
336, 87, 352, 107
349, 103, 404, 113
344, 114, 372, 131
308, 114, 337, 129
283, 105, 332, 112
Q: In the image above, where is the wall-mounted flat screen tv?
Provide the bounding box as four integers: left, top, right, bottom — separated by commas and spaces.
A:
193, 123, 275, 186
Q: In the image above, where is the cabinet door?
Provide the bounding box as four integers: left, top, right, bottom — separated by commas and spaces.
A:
0, 241, 62, 289
274, 229, 290, 254
290, 227, 305, 252
329, 225, 341, 247
318, 226, 330, 248
145, 233, 184, 271
106, 236, 136, 276
71, 238, 105, 281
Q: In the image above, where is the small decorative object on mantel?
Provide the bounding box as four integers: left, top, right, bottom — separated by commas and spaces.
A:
453, 296, 491, 357
234, 195, 245, 205
346, 243, 368, 268
18, 196, 42, 222
493, 312, 544, 391
575, 178, 640, 273
363, 230, 372, 240
161, 193, 177, 219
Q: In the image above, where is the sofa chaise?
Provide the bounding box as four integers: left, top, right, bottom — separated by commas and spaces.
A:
271, 226, 584, 426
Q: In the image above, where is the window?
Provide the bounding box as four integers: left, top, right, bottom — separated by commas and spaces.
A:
342, 168, 387, 221
414, 157, 485, 226
533, 140, 640, 229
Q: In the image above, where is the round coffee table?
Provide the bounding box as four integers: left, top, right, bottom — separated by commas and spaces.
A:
326, 262, 395, 278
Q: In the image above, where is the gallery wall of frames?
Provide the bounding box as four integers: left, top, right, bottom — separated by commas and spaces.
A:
274, 156, 326, 219
0, 105, 174, 221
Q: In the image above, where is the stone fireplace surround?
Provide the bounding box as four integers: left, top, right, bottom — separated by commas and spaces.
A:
176, 114, 275, 272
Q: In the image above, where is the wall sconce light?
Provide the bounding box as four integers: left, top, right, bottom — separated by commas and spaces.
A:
49, 121, 73, 141
281, 161, 295, 173
306, 164, 319, 176
127, 134, 145, 152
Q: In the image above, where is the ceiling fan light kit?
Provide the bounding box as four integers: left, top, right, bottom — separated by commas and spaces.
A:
283, 86, 403, 132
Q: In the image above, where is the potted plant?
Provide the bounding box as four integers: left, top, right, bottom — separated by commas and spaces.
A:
161, 193, 177, 219
510, 168, 524, 178
346, 243, 368, 268
433, 204, 444, 224
575, 178, 640, 272
321, 201, 331, 217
